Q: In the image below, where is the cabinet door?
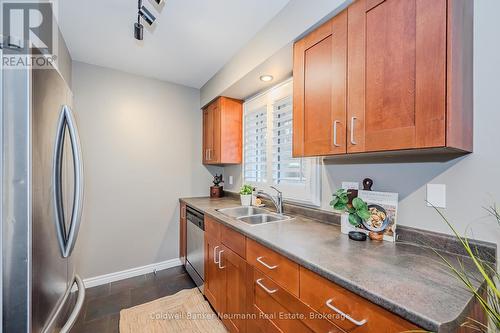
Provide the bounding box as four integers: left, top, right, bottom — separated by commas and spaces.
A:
211, 102, 221, 163
218, 245, 247, 333
203, 101, 221, 164
202, 108, 212, 164
204, 235, 223, 312
347, 0, 446, 153
179, 203, 186, 265
293, 11, 347, 157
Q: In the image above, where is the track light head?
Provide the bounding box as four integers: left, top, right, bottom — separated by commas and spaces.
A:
134, 22, 144, 40
139, 5, 156, 26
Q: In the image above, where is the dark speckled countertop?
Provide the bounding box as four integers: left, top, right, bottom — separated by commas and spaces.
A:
180, 196, 482, 333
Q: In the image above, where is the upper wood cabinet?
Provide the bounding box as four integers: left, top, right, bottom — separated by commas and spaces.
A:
293, 0, 473, 157
203, 96, 243, 165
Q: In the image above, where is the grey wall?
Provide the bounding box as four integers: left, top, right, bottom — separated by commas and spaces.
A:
72, 62, 220, 279
55, 28, 72, 86
224, 0, 500, 247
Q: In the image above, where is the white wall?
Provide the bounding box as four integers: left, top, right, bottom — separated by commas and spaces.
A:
224, 0, 500, 247
72, 62, 221, 279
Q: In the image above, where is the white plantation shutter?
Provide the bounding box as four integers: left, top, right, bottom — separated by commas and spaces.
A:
242, 79, 320, 206
244, 106, 267, 183
272, 97, 305, 184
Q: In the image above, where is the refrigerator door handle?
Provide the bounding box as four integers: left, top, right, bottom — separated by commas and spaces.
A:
42, 275, 86, 333
60, 275, 86, 333
53, 105, 84, 258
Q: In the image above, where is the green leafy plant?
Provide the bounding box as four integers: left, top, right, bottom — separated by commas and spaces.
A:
239, 184, 253, 195
330, 189, 371, 226
430, 204, 500, 332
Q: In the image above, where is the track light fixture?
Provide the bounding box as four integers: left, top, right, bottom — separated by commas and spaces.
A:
134, 22, 143, 41
139, 5, 156, 25
134, 0, 161, 41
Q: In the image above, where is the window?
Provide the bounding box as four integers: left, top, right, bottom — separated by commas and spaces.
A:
243, 79, 320, 206
244, 106, 267, 183
272, 96, 305, 184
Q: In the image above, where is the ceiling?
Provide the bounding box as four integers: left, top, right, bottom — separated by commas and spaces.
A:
58, 0, 290, 88
221, 43, 293, 101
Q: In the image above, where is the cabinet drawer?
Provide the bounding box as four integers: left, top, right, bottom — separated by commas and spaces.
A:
249, 268, 343, 333
205, 216, 220, 240
299, 267, 419, 332
221, 224, 246, 259
246, 238, 299, 296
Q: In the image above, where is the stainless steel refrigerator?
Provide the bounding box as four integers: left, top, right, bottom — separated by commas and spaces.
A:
1, 46, 86, 332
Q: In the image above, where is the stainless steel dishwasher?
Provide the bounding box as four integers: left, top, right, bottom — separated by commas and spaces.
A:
185, 206, 205, 292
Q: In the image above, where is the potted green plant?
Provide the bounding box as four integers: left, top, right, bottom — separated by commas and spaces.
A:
240, 184, 254, 206
330, 189, 371, 234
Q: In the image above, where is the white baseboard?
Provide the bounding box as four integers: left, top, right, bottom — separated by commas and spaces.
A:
83, 258, 183, 289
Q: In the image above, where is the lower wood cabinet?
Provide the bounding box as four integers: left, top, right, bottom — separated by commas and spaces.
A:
205, 217, 247, 333
203, 216, 423, 333
179, 203, 186, 265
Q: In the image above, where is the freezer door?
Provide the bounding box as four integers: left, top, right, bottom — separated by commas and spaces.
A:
31, 67, 74, 332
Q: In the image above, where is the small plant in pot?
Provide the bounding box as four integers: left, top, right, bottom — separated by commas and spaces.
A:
240, 184, 254, 206
330, 189, 371, 233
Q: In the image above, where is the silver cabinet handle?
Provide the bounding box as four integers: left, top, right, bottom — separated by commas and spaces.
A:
325, 298, 367, 326
350, 117, 357, 145
53, 105, 84, 258
209, 149, 212, 161
256, 278, 278, 294
333, 120, 340, 147
218, 250, 225, 269
213, 246, 220, 264
256, 256, 278, 270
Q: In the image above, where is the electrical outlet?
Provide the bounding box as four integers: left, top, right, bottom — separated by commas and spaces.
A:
427, 184, 446, 208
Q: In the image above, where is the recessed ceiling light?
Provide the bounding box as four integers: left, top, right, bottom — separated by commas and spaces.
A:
260, 75, 274, 82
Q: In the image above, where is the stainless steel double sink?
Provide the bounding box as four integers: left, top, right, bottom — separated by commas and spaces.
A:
217, 206, 292, 226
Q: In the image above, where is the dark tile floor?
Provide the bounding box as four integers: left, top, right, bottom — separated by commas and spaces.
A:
71, 265, 195, 333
